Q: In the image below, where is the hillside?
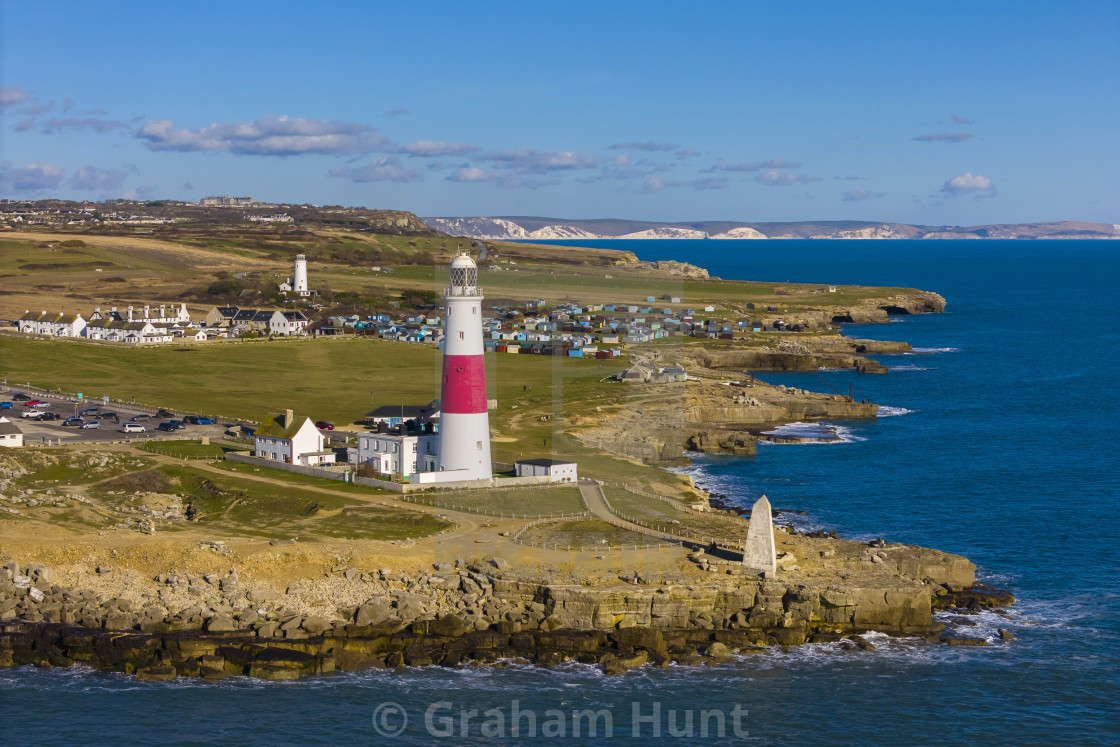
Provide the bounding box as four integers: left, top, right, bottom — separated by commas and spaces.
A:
422, 216, 1120, 241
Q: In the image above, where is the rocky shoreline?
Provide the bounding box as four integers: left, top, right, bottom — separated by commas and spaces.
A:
0, 551, 1015, 681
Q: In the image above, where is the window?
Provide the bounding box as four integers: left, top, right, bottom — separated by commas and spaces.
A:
476, 440, 482, 451
459, 331, 464, 340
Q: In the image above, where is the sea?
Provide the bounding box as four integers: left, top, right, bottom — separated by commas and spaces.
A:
2, 240, 1117, 745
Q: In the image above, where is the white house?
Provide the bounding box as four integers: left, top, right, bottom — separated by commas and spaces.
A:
0, 417, 24, 448
18, 311, 86, 337
254, 410, 335, 465
514, 458, 578, 483
268, 310, 309, 336
349, 429, 438, 476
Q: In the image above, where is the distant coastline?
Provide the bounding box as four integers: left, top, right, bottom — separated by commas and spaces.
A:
423, 216, 1120, 241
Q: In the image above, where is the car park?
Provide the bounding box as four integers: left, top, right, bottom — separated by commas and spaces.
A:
121, 423, 145, 433
34, 412, 60, 421
63, 417, 83, 426
316, 421, 334, 430
131, 414, 152, 421
80, 407, 100, 415
80, 420, 100, 429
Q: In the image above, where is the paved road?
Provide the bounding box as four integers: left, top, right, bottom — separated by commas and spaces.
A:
0, 386, 227, 444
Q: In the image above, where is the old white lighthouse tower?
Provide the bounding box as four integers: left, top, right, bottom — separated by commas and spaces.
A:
292, 254, 310, 296
436, 251, 492, 480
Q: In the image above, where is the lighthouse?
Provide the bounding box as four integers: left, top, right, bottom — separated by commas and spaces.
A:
293, 254, 309, 295
436, 251, 492, 480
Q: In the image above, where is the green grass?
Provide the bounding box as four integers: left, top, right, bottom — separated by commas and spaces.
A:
603, 486, 746, 540
407, 486, 585, 517
94, 464, 448, 540
139, 440, 232, 460
211, 458, 392, 495
6, 450, 154, 488
519, 519, 655, 549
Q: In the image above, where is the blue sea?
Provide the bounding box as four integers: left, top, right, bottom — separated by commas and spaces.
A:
2, 240, 1118, 745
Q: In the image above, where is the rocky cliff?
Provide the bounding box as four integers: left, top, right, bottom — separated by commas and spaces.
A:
423, 216, 1120, 241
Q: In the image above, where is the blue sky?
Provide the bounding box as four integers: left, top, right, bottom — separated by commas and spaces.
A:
1, 0, 1117, 224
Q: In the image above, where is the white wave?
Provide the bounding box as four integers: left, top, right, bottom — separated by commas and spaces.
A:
759, 422, 867, 444
911, 347, 959, 353
877, 406, 915, 417
887, 364, 934, 371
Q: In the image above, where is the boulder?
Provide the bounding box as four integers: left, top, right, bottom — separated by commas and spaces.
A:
205, 614, 237, 632
300, 616, 331, 636
705, 641, 731, 658
355, 599, 391, 627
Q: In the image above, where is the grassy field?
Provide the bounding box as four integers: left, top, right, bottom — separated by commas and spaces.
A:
519, 519, 656, 550
97, 463, 449, 541
404, 486, 586, 517
139, 440, 232, 460
603, 486, 747, 540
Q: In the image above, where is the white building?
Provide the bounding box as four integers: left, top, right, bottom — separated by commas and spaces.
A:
0, 417, 23, 448
17, 311, 86, 337
268, 310, 309, 336
279, 254, 313, 296
253, 410, 336, 465
349, 428, 438, 476
514, 458, 578, 483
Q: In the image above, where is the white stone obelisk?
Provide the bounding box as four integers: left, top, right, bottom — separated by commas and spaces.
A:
743, 494, 777, 574
436, 251, 492, 480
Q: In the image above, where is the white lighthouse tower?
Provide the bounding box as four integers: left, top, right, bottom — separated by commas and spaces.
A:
436, 251, 492, 480
293, 254, 309, 296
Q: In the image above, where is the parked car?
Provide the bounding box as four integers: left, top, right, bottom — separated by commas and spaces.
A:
184, 415, 203, 424
63, 416, 83, 427
315, 421, 334, 430
157, 422, 177, 432
20, 409, 42, 418
12, 394, 30, 401
131, 413, 152, 421
34, 412, 60, 421
155, 409, 176, 418
167, 419, 186, 428
80, 420, 101, 429
97, 411, 118, 420
196, 417, 214, 425
80, 407, 100, 415
23, 400, 42, 407
0, 401, 12, 409
121, 423, 145, 433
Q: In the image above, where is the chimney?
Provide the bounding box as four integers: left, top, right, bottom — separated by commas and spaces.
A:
127, 306, 133, 321
284, 409, 294, 428
144, 305, 150, 319
160, 305, 166, 318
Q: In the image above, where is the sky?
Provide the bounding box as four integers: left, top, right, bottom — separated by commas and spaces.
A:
1, 0, 1117, 225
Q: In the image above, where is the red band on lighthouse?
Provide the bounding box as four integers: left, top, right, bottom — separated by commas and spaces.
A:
441, 354, 487, 413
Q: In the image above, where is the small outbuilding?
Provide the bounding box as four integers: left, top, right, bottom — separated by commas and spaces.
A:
515, 458, 578, 483
0, 417, 24, 448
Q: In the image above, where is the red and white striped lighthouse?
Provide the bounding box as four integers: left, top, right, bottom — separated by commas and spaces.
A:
437, 251, 492, 480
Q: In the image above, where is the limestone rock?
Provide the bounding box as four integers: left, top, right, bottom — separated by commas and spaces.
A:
742, 495, 777, 574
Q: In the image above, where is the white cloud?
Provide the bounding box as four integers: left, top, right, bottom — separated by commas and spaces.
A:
952, 114, 973, 125
0, 85, 30, 107
478, 148, 601, 174
42, 117, 130, 134
940, 172, 994, 195
446, 166, 490, 183
706, 157, 801, 173
401, 140, 480, 157
842, 187, 886, 201
607, 141, 679, 152
0, 162, 65, 192
913, 132, 973, 143
69, 166, 129, 191
137, 115, 394, 156
755, 170, 820, 186
639, 176, 667, 193
327, 156, 423, 183
14, 118, 35, 132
